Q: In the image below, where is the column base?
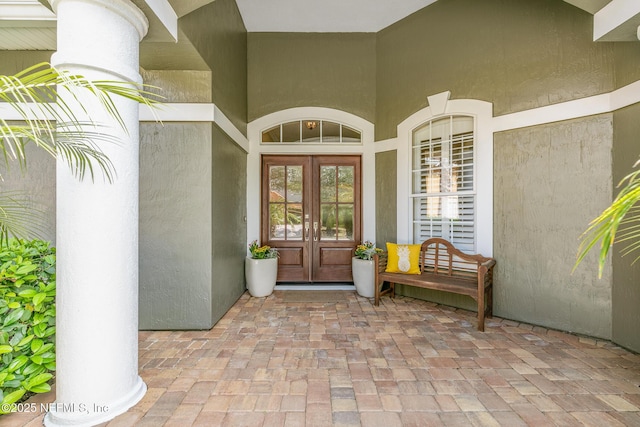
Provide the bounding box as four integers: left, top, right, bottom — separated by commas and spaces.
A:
43, 377, 146, 427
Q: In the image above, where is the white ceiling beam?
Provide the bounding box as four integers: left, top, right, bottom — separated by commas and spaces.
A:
235, 0, 438, 33
563, 0, 611, 15
167, 0, 216, 18
593, 0, 640, 41
0, 0, 55, 27
132, 0, 178, 42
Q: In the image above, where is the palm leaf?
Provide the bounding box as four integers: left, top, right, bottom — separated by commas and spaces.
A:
0, 62, 163, 182
0, 193, 48, 247
575, 160, 640, 277
0, 62, 163, 243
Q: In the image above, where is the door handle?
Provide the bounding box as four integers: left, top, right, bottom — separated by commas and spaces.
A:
304, 221, 310, 241
313, 222, 318, 241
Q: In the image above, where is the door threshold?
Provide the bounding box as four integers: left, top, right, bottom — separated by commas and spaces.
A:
275, 283, 356, 291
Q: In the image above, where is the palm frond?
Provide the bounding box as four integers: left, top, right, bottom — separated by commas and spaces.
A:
574, 160, 640, 277
0, 62, 163, 182
0, 193, 48, 247
54, 125, 120, 182
0, 62, 163, 245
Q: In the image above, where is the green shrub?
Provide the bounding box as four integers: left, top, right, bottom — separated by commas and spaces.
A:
0, 239, 55, 412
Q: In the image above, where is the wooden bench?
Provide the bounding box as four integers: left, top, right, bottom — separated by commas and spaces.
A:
374, 238, 496, 331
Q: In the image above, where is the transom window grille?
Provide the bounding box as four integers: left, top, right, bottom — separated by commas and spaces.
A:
412, 115, 475, 252
262, 120, 361, 144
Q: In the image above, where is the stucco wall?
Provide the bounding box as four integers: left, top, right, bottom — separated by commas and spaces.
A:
141, 70, 212, 103
0, 53, 57, 242
180, 0, 248, 135
138, 0, 249, 329
375, 0, 619, 140
0, 51, 54, 75
247, 32, 377, 123
139, 123, 213, 329
211, 124, 247, 325
611, 104, 640, 351
494, 116, 613, 338
375, 150, 397, 248
138, 122, 247, 330
0, 143, 56, 243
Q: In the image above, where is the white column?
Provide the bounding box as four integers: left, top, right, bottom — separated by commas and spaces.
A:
46, 0, 148, 425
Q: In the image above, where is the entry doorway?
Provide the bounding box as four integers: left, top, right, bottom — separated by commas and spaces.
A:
261, 155, 361, 283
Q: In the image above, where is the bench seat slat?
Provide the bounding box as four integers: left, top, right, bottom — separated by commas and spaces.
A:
378, 272, 479, 298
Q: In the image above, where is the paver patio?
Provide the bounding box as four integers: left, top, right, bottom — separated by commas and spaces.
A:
6, 290, 640, 426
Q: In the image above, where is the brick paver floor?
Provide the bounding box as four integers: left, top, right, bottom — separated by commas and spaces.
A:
6, 291, 640, 426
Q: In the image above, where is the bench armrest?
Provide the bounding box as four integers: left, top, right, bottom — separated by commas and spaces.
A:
481, 258, 496, 270
373, 252, 388, 273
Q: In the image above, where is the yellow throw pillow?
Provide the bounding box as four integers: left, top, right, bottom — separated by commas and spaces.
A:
385, 243, 421, 274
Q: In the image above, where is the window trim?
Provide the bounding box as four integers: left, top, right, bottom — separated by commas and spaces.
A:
396, 98, 493, 256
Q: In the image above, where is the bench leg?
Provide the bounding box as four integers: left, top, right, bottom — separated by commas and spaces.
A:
476, 285, 493, 331
487, 285, 493, 318
374, 281, 396, 306
477, 292, 485, 332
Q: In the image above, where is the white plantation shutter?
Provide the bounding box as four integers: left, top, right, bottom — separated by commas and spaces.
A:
411, 116, 475, 252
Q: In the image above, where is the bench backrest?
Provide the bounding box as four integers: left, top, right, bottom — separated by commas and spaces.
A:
420, 238, 488, 280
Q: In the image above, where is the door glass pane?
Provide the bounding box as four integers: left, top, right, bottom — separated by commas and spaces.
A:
269, 166, 285, 201
269, 165, 304, 241
320, 166, 336, 202
287, 166, 303, 202
321, 204, 336, 239
338, 205, 353, 240
337, 166, 354, 202
286, 203, 303, 240
269, 203, 285, 239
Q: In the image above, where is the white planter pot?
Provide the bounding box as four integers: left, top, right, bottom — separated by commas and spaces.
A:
352, 257, 375, 298
245, 257, 278, 297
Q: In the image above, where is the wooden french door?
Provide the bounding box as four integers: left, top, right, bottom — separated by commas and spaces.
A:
261, 155, 361, 283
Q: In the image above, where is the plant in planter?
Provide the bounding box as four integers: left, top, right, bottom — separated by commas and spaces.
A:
245, 240, 279, 297
352, 241, 382, 298
0, 239, 56, 410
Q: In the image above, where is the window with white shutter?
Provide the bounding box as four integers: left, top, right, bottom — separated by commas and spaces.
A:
411, 115, 475, 252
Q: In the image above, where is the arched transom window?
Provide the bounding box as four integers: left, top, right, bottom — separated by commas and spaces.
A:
261, 120, 362, 144
412, 115, 475, 252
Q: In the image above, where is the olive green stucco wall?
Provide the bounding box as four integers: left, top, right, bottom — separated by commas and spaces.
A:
0, 51, 54, 74
142, 70, 212, 103
375, 150, 397, 248
139, 122, 247, 330
0, 52, 57, 242
180, 0, 248, 135
611, 104, 640, 351
613, 43, 640, 88
247, 33, 376, 123
494, 117, 613, 338
211, 124, 247, 326
138, 0, 249, 329
139, 122, 213, 329
0, 144, 56, 243
375, 0, 619, 140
